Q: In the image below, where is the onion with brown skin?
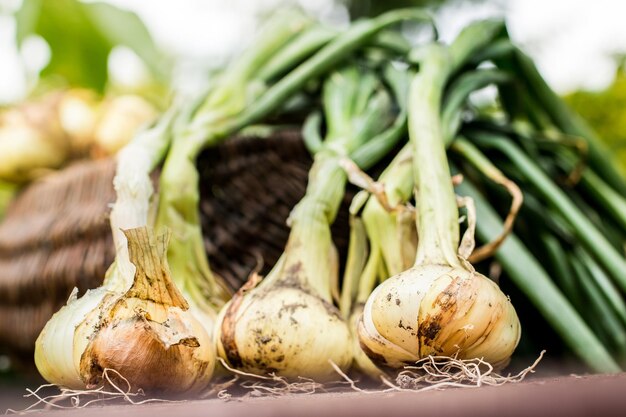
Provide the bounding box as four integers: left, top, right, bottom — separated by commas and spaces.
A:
35, 227, 215, 393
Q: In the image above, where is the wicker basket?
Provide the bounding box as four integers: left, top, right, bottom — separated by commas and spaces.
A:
0, 131, 352, 363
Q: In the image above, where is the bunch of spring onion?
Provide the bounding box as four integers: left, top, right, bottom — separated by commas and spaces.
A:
215, 63, 407, 379
347, 20, 626, 374
153, 8, 431, 337
34, 8, 432, 391
357, 21, 521, 370
32, 7, 626, 393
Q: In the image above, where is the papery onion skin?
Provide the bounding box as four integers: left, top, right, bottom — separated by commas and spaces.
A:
359, 265, 521, 369
34, 288, 108, 389
79, 306, 214, 393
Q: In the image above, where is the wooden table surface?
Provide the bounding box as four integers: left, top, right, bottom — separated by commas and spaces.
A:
4, 372, 625, 417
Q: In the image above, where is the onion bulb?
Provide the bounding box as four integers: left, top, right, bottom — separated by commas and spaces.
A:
213, 167, 353, 379
94, 95, 157, 155
57, 89, 101, 155
34, 227, 215, 393
359, 264, 520, 368
215, 251, 352, 379
0, 99, 66, 182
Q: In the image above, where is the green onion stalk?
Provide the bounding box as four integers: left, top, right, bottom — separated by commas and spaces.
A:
346, 21, 621, 373
342, 67, 512, 318
461, 126, 626, 369
335, 65, 415, 378
458, 75, 626, 365
507, 107, 626, 245
493, 53, 626, 237
469, 131, 626, 295
466, 132, 624, 371
215, 65, 404, 380
572, 248, 626, 354
443, 53, 625, 369
507, 48, 626, 195
153, 11, 321, 329
455, 145, 622, 371
442, 61, 623, 372
358, 21, 521, 370
339, 145, 415, 377
350, 60, 618, 375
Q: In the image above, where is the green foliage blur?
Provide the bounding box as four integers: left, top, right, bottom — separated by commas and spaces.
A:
565, 64, 626, 174
0, 182, 16, 221
14, 0, 170, 94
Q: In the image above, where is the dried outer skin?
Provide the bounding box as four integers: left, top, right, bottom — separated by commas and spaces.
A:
34, 287, 108, 389
79, 300, 214, 393
359, 265, 520, 369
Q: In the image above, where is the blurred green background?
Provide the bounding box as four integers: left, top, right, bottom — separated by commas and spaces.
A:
565, 62, 626, 175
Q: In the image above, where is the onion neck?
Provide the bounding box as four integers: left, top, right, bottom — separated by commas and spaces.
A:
279, 151, 346, 300
409, 22, 507, 268
411, 45, 461, 268
108, 109, 175, 290
155, 129, 230, 312
360, 145, 414, 282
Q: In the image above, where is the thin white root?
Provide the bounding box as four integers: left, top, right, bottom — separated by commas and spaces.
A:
6, 368, 179, 414
329, 360, 396, 394
333, 351, 545, 394
392, 350, 545, 391
9, 353, 546, 412
215, 357, 347, 398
